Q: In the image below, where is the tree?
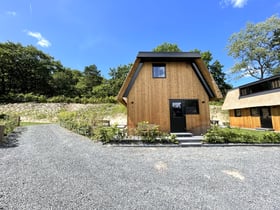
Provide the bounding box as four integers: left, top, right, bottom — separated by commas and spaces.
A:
76, 64, 103, 96
108, 64, 132, 96
50, 68, 80, 97
227, 15, 280, 79
153, 42, 182, 52
0, 42, 62, 96
208, 60, 232, 96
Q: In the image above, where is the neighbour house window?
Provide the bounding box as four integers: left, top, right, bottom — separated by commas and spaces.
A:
152, 64, 166, 78
250, 107, 260, 116
185, 100, 199, 114
271, 78, 280, 89
234, 109, 242, 117
240, 77, 280, 96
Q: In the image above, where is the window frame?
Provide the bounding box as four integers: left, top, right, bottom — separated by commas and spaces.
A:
250, 107, 260, 116
234, 109, 242, 117
152, 64, 166, 78
185, 99, 199, 115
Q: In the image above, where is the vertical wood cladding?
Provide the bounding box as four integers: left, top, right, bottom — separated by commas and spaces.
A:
127, 62, 210, 135
229, 107, 280, 131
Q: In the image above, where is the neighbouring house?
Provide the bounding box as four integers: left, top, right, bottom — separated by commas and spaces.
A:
222, 74, 280, 131
117, 52, 222, 135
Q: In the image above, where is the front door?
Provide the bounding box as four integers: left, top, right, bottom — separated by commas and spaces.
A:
260, 107, 273, 128
170, 100, 186, 132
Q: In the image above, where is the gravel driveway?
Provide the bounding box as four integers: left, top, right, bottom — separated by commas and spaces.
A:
1, 124, 280, 210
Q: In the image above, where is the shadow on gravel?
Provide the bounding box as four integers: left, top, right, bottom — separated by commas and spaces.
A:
0, 127, 27, 149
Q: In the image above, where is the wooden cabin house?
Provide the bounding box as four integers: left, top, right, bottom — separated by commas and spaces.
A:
222, 74, 280, 131
117, 52, 222, 135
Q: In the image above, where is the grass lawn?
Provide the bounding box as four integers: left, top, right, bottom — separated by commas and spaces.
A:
225, 127, 269, 137
204, 126, 280, 144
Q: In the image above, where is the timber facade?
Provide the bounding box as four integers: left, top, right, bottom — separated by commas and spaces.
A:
117, 52, 222, 135
222, 74, 280, 131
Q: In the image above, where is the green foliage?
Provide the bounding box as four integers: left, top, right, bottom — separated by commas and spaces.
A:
108, 64, 132, 96
135, 121, 178, 144
0, 93, 117, 104
0, 114, 19, 135
204, 126, 280, 144
93, 125, 124, 144
0, 42, 63, 96
135, 121, 160, 142
58, 104, 126, 141
0, 41, 133, 101
153, 42, 182, 52
227, 15, 280, 79
263, 133, 280, 143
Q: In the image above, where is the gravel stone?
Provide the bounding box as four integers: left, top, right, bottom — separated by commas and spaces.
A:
1, 124, 280, 209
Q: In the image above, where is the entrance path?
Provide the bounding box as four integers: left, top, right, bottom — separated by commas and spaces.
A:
1, 124, 280, 209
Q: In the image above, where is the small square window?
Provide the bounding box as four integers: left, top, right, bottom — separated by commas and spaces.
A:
250, 108, 260, 116
152, 64, 166, 78
234, 109, 242, 117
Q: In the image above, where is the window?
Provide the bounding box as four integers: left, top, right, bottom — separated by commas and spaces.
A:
152, 64, 166, 78
185, 100, 199, 114
240, 78, 280, 96
250, 107, 260, 116
234, 109, 242, 117
271, 79, 280, 89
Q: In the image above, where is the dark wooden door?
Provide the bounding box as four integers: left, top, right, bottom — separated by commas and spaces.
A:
170, 100, 186, 132
260, 107, 273, 128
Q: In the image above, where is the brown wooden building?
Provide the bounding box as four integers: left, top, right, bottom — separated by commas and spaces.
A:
222, 74, 280, 131
117, 52, 222, 135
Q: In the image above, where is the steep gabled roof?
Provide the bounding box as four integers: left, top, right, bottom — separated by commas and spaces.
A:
117, 52, 222, 105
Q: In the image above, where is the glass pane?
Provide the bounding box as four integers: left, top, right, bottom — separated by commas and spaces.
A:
185, 100, 199, 114
152, 66, 166, 78
172, 102, 183, 117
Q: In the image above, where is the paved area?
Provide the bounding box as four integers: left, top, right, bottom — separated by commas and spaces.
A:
1, 124, 280, 210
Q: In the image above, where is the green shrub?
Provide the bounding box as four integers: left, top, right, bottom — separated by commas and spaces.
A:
263, 133, 280, 143
0, 114, 20, 135
135, 121, 160, 143
93, 125, 123, 144
204, 126, 280, 144
134, 121, 178, 144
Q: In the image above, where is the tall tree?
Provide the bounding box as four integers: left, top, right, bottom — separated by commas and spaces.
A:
108, 64, 132, 96
76, 64, 103, 96
153, 42, 182, 52
50, 68, 80, 97
0, 42, 62, 96
227, 15, 280, 79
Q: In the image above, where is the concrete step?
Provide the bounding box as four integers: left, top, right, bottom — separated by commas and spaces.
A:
176, 135, 204, 147
171, 132, 193, 137
177, 136, 204, 143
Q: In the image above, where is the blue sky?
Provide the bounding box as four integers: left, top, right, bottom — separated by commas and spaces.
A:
1, 0, 280, 87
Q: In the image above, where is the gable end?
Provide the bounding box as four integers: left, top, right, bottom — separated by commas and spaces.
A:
123, 62, 143, 97
191, 62, 215, 98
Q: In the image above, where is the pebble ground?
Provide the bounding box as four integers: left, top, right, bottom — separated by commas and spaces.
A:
1, 124, 280, 210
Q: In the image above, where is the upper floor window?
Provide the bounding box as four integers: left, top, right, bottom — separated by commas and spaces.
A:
271, 78, 280, 89
152, 64, 166, 78
240, 77, 280, 96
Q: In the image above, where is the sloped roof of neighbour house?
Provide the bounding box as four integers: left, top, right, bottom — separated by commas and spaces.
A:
117, 52, 222, 105
222, 75, 280, 110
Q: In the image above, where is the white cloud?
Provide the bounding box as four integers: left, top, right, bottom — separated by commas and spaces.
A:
25, 31, 51, 48
6, 11, 17, 16
220, 0, 248, 8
